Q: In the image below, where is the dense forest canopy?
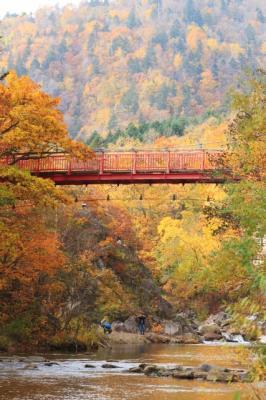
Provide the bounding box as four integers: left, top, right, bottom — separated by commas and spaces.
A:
0, 0, 265, 140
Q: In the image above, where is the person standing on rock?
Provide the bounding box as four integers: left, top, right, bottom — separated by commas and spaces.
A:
137, 313, 146, 335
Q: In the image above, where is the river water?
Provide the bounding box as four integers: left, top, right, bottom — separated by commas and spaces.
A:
0, 343, 265, 400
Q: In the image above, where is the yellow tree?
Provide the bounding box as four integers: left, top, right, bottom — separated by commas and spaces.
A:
0, 72, 90, 161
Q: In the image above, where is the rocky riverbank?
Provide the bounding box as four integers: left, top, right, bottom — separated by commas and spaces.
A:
1, 311, 265, 354
111, 311, 266, 345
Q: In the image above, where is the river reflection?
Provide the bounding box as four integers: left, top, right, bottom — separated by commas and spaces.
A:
0, 344, 265, 400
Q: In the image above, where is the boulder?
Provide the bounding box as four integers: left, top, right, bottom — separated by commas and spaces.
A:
237, 372, 252, 383
258, 321, 266, 335
206, 371, 234, 383
101, 363, 119, 368
199, 364, 213, 372
172, 370, 194, 379
258, 335, 266, 344
124, 316, 139, 333
199, 323, 221, 336
203, 332, 222, 341
205, 312, 228, 326
84, 364, 95, 368
221, 319, 232, 328
111, 321, 126, 332
143, 365, 163, 376
139, 363, 148, 369
171, 366, 184, 372
162, 320, 182, 336
193, 370, 208, 379
225, 327, 242, 335
174, 313, 198, 334
159, 369, 174, 377
44, 362, 59, 367
128, 366, 143, 373
145, 332, 171, 343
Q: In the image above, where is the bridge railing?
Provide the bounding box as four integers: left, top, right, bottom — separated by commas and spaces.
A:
1, 150, 222, 174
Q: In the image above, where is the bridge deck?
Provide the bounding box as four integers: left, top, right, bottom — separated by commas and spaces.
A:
1, 150, 225, 185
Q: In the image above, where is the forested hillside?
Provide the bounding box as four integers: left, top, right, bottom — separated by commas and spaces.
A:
0, 0, 265, 140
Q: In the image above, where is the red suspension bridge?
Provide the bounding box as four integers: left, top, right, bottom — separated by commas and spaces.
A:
1, 150, 226, 185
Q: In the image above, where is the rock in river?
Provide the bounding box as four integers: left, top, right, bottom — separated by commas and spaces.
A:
172, 369, 194, 379
44, 362, 59, 367
101, 363, 119, 368
144, 365, 164, 376
127, 363, 251, 383
206, 371, 234, 382
128, 366, 143, 373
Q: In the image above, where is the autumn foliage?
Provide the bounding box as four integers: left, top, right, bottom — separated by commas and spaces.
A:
0, 0, 265, 140
0, 73, 90, 348
0, 72, 91, 160
0, 3, 265, 354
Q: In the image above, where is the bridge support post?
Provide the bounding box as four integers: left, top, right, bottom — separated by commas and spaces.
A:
67, 156, 71, 175
166, 151, 170, 174
201, 150, 205, 170
133, 151, 136, 174
100, 151, 104, 175
180, 153, 184, 169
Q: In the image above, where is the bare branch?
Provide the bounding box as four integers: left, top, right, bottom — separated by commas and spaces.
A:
0, 120, 19, 137
0, 71, 9, 81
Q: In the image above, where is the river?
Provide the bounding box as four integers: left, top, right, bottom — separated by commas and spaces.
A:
0, 343, 265, 400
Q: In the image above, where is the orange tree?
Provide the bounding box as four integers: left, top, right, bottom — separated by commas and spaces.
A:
0, 72, 90, 349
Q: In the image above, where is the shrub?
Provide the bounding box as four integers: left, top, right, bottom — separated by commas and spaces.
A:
0, 335, 11, 351
77, 324, 107, 350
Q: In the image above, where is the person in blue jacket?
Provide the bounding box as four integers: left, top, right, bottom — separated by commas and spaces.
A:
101, 317, 112, 334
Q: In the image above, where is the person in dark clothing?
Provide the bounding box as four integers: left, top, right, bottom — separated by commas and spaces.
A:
137, 314, 146, 335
